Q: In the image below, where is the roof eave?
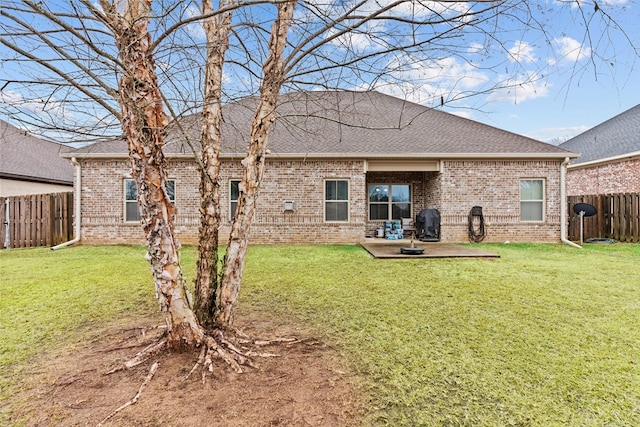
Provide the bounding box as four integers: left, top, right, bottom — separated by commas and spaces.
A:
567, 151, 640, 169
64, 151, 579, 160
0, 173, 74, 186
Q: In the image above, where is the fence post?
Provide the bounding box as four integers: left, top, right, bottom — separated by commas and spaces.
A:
632, 193, 640, 242
1, 198, 6, 249
66, 191, 74, 241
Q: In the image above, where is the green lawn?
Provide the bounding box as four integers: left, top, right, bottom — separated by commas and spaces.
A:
1, 243, 639, 426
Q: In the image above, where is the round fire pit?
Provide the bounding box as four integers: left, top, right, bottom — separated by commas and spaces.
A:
400, 246, 424, 255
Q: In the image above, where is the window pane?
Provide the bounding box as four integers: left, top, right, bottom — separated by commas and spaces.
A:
391, 185, 410, 202
336, 180, 348, 200
531, 180, 543, 199
521, 201, 543, 221
392, 203, 411, 220
230, 180, 240, 220
521, 180, 543, 200
166, 180, 175, 202
126, 202, 140, 222
369, 204, 388, 220
326, 201, 348, 221
125, 180, 137, 201
231, 180, 240, 201
369, 185, 389, 202
326, 181, 334, 200
231, 201, 237, 219
327, 180, 348, 201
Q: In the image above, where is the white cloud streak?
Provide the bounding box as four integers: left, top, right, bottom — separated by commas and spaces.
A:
508, 41, 537, 63
486, 73, 550, 104
555, 36, 591, 62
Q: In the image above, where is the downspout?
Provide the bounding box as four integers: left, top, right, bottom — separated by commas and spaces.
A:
560, 157, 581, 248
51, 157, 81, 250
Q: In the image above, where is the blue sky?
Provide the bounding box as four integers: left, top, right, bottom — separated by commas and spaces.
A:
1, 0, 638, 144
471, 1, 639, 143
348, 0, 640, 144
459, 42, 639, 144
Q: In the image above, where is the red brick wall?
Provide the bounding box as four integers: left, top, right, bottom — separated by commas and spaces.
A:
566, 158, 640, 196
439, 160, 562, 243
78, 158, 563, 245
78, 158, 366, 245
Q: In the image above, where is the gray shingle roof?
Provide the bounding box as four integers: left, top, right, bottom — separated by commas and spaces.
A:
0, 120, 74, 184
72, 91, 576, 159
559, 104, 640, 164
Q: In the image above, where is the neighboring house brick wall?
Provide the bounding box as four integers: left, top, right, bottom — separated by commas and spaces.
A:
565, 158, 640, 196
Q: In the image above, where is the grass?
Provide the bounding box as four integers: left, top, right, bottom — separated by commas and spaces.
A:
1, 243, 639, 426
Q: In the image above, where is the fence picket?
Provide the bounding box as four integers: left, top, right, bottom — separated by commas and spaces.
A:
568, 192, 640, 243
0, 199, 6, 248
1, 192, 73, 249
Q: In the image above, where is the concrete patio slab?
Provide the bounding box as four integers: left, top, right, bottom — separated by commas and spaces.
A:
361, 240, 500, 259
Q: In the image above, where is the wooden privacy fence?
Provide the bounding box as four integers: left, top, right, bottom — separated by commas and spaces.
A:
1, 192, 74, 249
568, 193, 640, 243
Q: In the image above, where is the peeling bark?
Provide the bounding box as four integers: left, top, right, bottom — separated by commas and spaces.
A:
99, 0, 297, 351
217, 1, 297, 327
100, 0, 204, 348
194, 0, 236, 329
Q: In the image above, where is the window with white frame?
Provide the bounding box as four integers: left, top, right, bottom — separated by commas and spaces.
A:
325, 179, 349, 222
124, 179, 175, 222
230, 179, 241, 220
520, 179, 544, 221
369, 184, 411, 220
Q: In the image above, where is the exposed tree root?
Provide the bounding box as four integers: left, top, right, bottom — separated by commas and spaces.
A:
106, 325, 301, 383
97, 361, 159, 427
106, 337, 167, 375
183, 328, 302, 381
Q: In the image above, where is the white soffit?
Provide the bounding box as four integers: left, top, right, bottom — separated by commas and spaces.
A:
366, 159, 440, 172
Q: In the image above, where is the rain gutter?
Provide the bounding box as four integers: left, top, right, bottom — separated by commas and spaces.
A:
51, 157, 81, 250
560, 157, 581, 249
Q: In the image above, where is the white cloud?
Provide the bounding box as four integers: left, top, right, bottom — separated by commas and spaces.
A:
486, 73, 550, 104
381, 0, 472, 19
325, 27, 379, 53
468, 43, 484, 55
533, 125, 591, 143
184, 4, 205, 40
508, 41, 537, 63
559, 0, 631, 8
0, 89, 118, 140
555, 36, 591, 62
0, 90, 75, 123
356, 53, 491, 106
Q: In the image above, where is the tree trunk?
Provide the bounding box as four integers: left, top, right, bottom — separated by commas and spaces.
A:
216, 1, 297, 327
194, 0, 236, 329
100, 0, 204, 348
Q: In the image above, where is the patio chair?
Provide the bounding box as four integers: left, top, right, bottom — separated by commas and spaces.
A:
402, 217, 416, 240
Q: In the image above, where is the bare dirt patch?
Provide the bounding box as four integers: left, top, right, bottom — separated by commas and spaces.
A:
12, 312, 367, 426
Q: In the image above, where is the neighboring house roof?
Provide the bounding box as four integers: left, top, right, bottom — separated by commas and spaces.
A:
559, 104, 640, 165
70, 91, 577, 160
0, 119, 74, 185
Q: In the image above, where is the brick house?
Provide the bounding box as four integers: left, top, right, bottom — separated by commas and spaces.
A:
559, 104, 640, 196
64, 91, 578, 245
